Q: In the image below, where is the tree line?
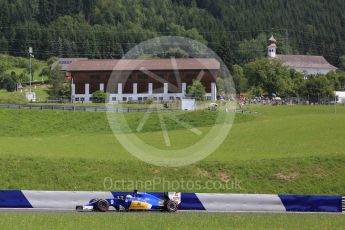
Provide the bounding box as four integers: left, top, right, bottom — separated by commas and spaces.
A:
0, 0, 345, 66
224, 57, 345, 102
1, 0, 345, 100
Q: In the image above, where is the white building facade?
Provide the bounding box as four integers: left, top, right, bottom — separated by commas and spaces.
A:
67, 59, 220, 103
267, 36, 337, 75
336, 91, 345, 103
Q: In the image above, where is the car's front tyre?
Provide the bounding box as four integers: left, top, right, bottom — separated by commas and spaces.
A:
164, 200, 178, 212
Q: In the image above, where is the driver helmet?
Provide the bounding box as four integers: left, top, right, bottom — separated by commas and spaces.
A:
126, 195, 133, 199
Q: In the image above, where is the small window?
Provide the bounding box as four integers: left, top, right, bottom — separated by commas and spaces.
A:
159, 97, 163, 101
170, 96, 174, 100
122, 97, 127, 101
138, 97, 143, 101
112, 97, 117, 101
75, 97, 80, 102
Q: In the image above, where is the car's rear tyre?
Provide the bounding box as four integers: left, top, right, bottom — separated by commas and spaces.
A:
95, 199, 109, 212
164, 200, 178, 212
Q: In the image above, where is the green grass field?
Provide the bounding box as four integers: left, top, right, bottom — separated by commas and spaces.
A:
0, 105, 344, 194
0, 213, 344, 230
0, 90, 27, 104
1, 105, 345, 228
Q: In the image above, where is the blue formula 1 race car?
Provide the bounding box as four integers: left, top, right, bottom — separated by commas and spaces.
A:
76, 191, 181, 212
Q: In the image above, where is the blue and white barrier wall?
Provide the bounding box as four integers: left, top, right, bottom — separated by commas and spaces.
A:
0, 190, 343, 213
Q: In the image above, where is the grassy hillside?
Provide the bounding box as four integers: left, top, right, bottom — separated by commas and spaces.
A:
0, 54, 50, 103
2, 155, 344, 194
0, 105, 344, 194
0, 106, 343, 161
0, 90, 26, 104
0, 85, 49, 104
0, 54, 49, 82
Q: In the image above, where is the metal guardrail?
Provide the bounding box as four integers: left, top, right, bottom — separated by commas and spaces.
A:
0, 104, 163, 113
0, 104, 254, 114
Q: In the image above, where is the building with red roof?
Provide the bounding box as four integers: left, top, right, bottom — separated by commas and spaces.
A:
267, 35, 337, 75
67, 58, 220, 103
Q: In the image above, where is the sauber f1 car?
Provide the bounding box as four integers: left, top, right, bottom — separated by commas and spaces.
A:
76, 191, 181, 212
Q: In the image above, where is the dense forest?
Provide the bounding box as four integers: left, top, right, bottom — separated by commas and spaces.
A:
0, 0, 344, 67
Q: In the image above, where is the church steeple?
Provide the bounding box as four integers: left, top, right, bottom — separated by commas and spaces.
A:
267, 35, 277, 58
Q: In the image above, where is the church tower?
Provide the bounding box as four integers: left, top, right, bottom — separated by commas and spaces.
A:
267, 35, 277, 58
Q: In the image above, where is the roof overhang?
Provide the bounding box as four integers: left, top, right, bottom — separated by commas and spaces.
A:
67, 58, 221, 72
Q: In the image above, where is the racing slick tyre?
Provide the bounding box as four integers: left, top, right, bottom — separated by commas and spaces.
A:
164, 200, 178, 212
95, 199, 109, 212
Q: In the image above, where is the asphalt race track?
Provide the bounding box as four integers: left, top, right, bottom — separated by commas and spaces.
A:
0, 208, 344, 215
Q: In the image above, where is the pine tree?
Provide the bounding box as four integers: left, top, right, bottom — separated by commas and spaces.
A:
0, 37, 9, 54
